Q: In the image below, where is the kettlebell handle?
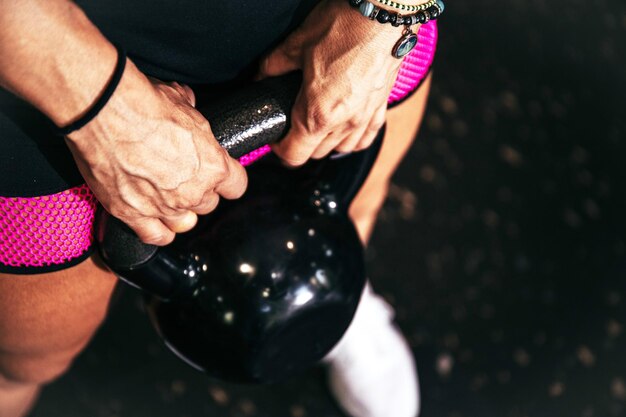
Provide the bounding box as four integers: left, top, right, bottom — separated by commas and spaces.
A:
199, 72, 301, 158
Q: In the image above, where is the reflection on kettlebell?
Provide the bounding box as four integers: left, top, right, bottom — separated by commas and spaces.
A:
96, 72, 384, 383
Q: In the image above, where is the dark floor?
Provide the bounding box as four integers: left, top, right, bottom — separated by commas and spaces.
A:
30, 0, 626, 416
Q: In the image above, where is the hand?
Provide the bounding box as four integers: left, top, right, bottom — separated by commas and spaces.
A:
258, 0, 408, 166
65, 61, 248, 245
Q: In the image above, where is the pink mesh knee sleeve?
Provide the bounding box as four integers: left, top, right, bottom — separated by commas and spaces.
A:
0, 184, 98, 269
238, 21, 438, 166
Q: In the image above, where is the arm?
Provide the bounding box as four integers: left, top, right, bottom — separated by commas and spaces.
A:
0, 0, 247, 245
0, 0, 117, 126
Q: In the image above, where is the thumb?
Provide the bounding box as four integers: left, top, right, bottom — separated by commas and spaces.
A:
257, 41, 301, 80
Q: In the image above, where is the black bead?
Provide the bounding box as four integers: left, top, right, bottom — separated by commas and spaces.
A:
349, 0, 362, 7
391, 13, 403, 26
376, 9, 390, 23
417, 12, 426, 23
429, 7, 439, 18
403, 15, 413, 25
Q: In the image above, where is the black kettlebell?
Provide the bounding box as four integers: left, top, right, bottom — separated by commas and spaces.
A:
96, 72, 384, 383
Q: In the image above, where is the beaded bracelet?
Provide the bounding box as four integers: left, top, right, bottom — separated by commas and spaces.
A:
374, 0, 436, 13
53, 45, 127, 136
348, 0, 445, 58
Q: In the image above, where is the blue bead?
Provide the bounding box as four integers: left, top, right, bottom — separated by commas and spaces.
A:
359, 1, 375, 18
436, 0, 445, 14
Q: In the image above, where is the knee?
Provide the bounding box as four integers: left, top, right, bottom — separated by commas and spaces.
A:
0, 344, 85, 386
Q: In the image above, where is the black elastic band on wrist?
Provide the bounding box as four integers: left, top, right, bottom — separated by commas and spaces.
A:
54, 45, 127, 136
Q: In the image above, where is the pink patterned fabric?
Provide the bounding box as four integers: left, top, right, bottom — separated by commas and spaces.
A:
388, 21, 438, 105
238, 144, 272, 166
0, 185, 97, 268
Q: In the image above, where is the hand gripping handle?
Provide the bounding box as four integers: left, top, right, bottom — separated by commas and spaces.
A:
97, 72, 302, 272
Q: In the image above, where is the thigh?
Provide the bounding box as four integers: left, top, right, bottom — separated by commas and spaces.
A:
349, 74, 433, 244
0, 256, 117, 384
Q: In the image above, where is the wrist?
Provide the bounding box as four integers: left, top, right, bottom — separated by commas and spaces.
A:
345, 0, 444, 58
65, 58, 155, 142
53, 45, 128, 136
372, 0, 436, 13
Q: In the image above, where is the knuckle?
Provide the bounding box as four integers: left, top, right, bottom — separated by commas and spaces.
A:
109, 205, 144, 224
140, 234, 163, 245
213, 152, 231, 181
146, 234, 174, 246
206, 194, 220, 210
195, 195, 220, 214
179, 192, 204, 209
159, 205, 181, 218
346, 117, 361, 130
140, 228, 173, 246
169, 81, 185, 95
306, 110, 332, 133
367, 124, 381, 135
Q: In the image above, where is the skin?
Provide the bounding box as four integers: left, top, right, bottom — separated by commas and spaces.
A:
0, 0, 432, 415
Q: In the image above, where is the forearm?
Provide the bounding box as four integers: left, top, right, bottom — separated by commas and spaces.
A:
0, 0, 117, 126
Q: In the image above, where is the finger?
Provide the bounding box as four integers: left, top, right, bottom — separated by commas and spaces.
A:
310, 131, 345, 159
335, 123, 370, 154
272, 126, 325, 166
214, 154, 248, 200
257, 42, 301, 79
189, 192, 220, 215
161, 210, 198, 234
272, 101, 329, 166
354, 106, 387, 151
124, 217, 176, 246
